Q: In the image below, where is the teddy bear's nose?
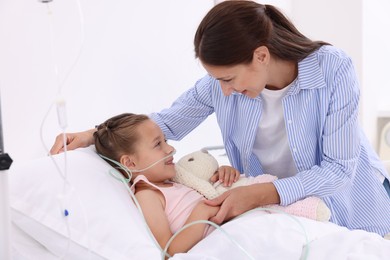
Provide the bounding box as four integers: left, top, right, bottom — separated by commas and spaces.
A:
188, 158, 194, 162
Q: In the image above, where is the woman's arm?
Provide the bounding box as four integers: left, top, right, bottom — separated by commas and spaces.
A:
274, 56, 361, 206
150, 74, 215, 141
205, 182, 280, 224
50, 128, 95, 154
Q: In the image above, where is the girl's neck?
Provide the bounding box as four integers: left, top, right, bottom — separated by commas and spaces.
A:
133, 177, 173, 189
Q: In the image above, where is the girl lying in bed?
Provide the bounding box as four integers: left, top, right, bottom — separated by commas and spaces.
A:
93, 113, 327, 256
94, 113, 236, 256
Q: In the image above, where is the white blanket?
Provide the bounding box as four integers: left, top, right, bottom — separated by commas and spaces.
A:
9, 147, 390, 259
175, 211, 390, 260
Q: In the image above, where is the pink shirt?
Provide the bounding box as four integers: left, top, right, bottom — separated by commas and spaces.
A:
132, 175, 214, 237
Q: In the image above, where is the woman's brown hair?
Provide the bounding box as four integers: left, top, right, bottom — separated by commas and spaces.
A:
194, 0, 329, 66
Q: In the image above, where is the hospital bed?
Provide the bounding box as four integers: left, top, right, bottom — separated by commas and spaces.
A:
8, 147, 390, 259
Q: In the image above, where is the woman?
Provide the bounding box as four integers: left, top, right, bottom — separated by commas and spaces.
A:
50, 1, 390, 237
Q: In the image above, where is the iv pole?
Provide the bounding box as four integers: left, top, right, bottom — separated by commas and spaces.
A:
0, 95, 13, 260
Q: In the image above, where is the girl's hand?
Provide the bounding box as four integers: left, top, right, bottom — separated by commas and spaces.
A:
210, 165, 241, 187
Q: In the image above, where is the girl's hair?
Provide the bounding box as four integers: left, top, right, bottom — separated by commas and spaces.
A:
194, 0, 330, 66
94, 113, 149, 167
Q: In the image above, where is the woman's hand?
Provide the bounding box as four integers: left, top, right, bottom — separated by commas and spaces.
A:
204, 182, 280, 225
209, 165, 241, 187
49, 128, 96, 154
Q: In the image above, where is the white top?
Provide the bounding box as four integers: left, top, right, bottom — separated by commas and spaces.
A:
252, 81, 297, 179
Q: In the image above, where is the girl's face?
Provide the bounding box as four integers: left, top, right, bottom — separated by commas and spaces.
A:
202, 46, 270, 98
126, 119, 176, 183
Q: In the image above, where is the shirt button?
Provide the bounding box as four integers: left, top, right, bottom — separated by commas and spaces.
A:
293, 148, 297, 153
287, 120, 292, 124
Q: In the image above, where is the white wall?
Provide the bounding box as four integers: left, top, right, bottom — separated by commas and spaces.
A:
1, 0, 389, 163
0, 0, 217, 162
291, 0, 362, 79
290, 0, 364, 122
290, 0, 390, 152
362, 0, 390, 152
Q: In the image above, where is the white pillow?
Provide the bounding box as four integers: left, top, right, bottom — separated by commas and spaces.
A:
9, 147, 161, 260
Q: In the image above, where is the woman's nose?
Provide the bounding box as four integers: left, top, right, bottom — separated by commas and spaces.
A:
220, 83, 234, 96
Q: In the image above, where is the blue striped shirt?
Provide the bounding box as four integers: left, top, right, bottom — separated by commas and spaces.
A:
151, 45, 390, 236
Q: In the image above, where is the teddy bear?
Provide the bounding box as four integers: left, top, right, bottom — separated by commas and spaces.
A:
172, 149, 331, 222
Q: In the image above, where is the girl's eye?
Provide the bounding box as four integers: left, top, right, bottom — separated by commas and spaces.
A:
155, 139, 167, 148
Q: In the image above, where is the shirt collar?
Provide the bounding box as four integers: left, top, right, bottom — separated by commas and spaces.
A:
288, 50, 327, 95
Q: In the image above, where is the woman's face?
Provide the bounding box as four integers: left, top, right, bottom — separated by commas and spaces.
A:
129, 120, 176, 182
202, 57, 268, 99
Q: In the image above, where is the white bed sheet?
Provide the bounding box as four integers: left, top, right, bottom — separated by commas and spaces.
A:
11, 212, 390, 260
9, 147, 390, 259
11, 223, 58, 260
174, 211, 390, 260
